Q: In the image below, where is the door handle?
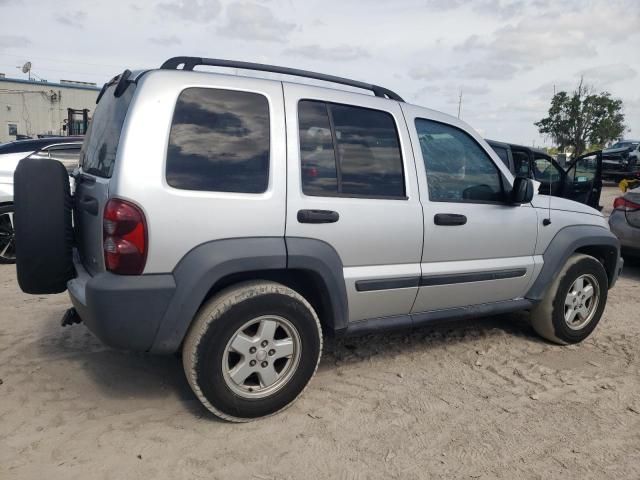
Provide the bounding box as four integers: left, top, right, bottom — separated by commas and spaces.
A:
434, 213, 467, 226
297, 209, 339, 224
78, 196, 99, 216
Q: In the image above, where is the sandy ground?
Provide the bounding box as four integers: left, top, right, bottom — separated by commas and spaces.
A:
2, 186, 639, 480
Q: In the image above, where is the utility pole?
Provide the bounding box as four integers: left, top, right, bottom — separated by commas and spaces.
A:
457, 90, 463, 119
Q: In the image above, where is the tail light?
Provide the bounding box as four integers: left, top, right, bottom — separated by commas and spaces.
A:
103, 198, 147, 275
613, 197, 640, 211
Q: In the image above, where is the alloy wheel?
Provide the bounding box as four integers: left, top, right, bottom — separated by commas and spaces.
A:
0, 210, 16, 262
564, 274, 600, 330
221, 315, 302, 399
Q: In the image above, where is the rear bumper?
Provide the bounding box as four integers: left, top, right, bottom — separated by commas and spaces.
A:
67, 253, 176, 351
610, 254, 623, 289
609, 211, 640, 252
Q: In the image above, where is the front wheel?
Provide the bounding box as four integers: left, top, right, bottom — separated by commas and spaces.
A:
0, 205, 16, 264
530, 253, 608, 345
182, 281, 322, 422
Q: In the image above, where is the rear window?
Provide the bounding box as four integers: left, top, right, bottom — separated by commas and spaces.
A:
166, 88, 270, 193
81, 83, 135, 178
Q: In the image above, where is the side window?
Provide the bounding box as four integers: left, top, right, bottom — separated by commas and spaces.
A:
512, 151, 531, 177
298, 100, 405, 198
570, 154, 598, 183
166, 88, 270, 193
415, 119, 504, 202
298, 101, 338, 195
492, 146, 510, 169
532, 156, 562, 182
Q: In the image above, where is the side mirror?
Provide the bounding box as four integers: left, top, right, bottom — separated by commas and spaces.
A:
510, 176, 534, 204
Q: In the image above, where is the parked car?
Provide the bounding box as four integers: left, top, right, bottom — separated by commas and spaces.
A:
0, 137, 83, 263
601, 140, 640, 183
13, 57, 622, 421
486, 140, 603, 210
609, 186, 640, 257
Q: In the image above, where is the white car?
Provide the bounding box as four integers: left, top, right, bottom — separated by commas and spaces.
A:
0, 137, 82, 263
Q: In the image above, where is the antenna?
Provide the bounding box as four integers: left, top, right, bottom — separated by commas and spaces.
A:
21, 61, 32, 80
457, 89, 463, 119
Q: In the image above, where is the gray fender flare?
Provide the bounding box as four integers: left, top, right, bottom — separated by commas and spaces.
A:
286, 237, 349, 333
150, 237, 348, 353
526, 225, 620, 301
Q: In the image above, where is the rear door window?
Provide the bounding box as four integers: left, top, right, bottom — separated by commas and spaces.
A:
298, 100, 405, 198
166, 88, 270, 193
298, 101, 338, 195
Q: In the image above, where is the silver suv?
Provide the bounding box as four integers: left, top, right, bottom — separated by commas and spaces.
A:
13, 57, 623, 422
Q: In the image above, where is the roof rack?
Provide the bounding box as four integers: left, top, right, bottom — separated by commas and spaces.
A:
160, 56, 404, 102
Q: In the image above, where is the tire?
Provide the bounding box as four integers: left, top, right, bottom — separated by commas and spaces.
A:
0, 204, 16, 264
183, 280, 323, 422
530, 254, 608, 345
14, 158, 74, 294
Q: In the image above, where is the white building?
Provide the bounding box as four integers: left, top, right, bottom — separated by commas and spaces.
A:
0, 74, 100, 143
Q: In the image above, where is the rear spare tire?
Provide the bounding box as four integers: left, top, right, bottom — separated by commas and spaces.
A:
14, 157, 74, 294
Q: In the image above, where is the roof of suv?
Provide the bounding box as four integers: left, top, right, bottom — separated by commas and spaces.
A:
157, 56, 405, 102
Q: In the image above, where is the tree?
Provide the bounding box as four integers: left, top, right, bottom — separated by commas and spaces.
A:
535, 78, 626, 156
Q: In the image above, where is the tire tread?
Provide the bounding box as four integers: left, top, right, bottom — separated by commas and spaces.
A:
182, 280, 323, 422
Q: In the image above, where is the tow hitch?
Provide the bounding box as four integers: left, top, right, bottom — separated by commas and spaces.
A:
61, 307, 82, 327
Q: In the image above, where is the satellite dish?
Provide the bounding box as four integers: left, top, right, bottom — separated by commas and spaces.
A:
22, 61, 32, 74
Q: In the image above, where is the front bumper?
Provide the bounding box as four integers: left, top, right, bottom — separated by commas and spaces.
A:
67, 252, 176, 351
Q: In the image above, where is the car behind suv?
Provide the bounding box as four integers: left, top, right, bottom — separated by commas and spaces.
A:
0, 137, 83, 263
486, 140, 603, 210
13, 57, 623, 422
602, 140, 640, 182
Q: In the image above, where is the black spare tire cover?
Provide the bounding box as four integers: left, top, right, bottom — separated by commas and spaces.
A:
14, 158, 74, 294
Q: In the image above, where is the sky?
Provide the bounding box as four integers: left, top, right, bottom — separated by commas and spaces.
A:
1, 0, 639, 146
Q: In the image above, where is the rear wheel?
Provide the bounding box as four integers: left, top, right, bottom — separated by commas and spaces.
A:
530, 254, 608, 344
183, 281, 322, 422
0, 205, 16, 264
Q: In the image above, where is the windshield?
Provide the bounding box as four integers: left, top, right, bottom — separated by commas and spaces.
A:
80, 83, 135, 178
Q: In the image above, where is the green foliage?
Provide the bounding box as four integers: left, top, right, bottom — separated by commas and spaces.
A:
544, 146, 561, 156
535, 78, 626, 156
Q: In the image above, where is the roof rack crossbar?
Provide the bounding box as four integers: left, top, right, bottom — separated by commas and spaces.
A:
160, 56, 404, 102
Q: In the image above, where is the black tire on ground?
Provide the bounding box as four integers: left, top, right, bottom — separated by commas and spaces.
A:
0, 204, 16, 264
183, 281, 323, 422
14, 158, 74, 294
530, 253, 608, 345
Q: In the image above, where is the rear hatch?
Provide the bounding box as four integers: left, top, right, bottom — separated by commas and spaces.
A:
75, 72, 137, 275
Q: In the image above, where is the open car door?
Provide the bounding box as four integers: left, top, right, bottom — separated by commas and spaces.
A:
562, 150, 603, 210
510, 145, 565, 196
